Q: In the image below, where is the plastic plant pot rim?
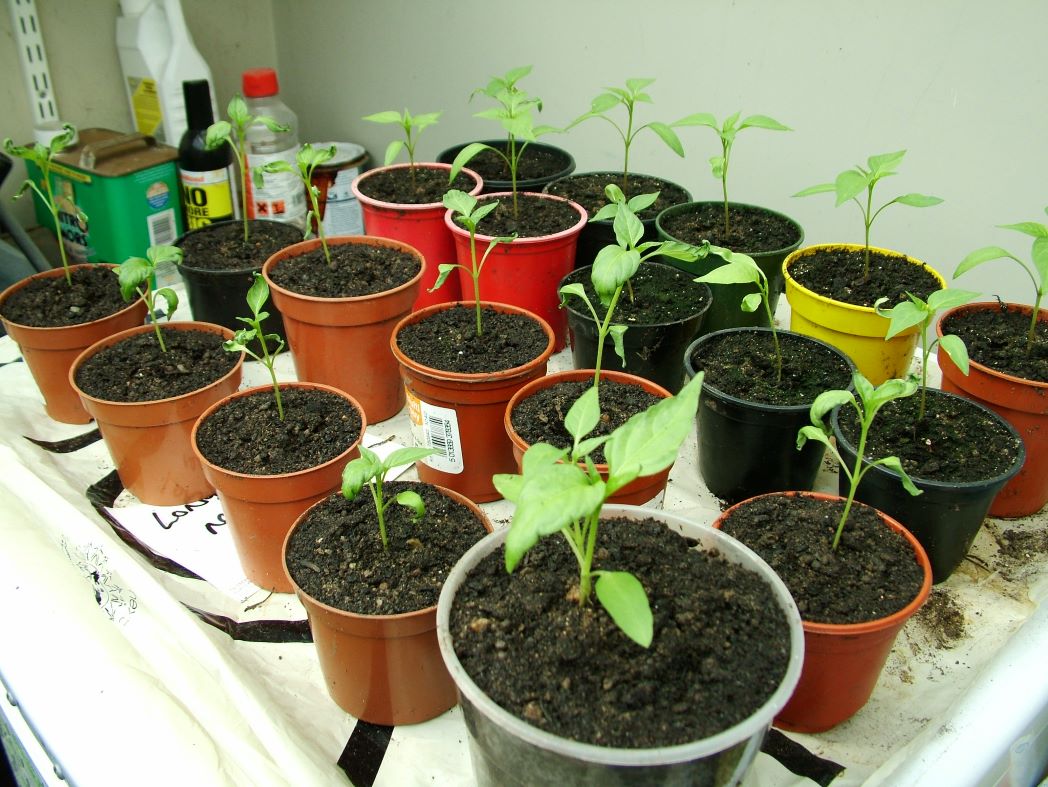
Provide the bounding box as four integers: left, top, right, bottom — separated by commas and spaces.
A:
0, 263, 141, 332
937, 301, 1048, 390
654, 200, 804, 258
560, 263, 712, 330
435, 503, 805, 767
829, 388, 1027, 493
442, 191, 587, 245
713, 491, 933, 637
351, 162, 484, 210
390, 300, 555, 385
437, 139, 576, 188
191, 381, 368, 481
783, 243, 948, 317
546, 170, 693, 225
683, 327, 856, 416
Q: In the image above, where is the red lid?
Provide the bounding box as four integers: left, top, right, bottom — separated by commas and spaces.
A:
242, 68, 279, 98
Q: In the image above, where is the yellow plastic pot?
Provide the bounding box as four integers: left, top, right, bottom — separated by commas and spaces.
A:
783, 244, 946, 384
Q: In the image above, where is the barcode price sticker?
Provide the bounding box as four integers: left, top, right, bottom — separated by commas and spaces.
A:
405, 386, 464, 474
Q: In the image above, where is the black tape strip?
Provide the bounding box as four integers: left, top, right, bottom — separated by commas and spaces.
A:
25, 428, 103, 453
186, 605, 313, 644
762, 728, 845, 786
338, 722, 394, 787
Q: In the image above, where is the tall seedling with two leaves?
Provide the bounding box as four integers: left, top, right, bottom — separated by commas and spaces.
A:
118, 245, 183, 352
341, 446, 438, 550
362, 108, 442, 190
260, 144, 337, 266
224, 273, 287, 420
493, 372, 704, 647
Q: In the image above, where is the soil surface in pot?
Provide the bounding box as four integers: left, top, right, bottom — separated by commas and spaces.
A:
510, 379, 661, 464
718, 493, 925, 624
268, 242, 420, 298
449, 515, 792, 747
474, 193, 580, 238
689, 331, 852, 406
355, 166, 479, 205
178, 220, 302, 272
660, 203, 801, 253
941, 305, 1048, 382
285, 481, 487, 615
396, 305, 548, 373
562, 263, 710, 325
1, 266, 127, 327
74, 328, 237, 402
546, 173, 690, 221
195, 387, 363, 475
789, 248, 941, 307
837, 390, 1022, 483
448, 143, 569, 184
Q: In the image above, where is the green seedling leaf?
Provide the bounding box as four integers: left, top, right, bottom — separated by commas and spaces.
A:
938, 333, 970, 375
999, 221, 1048, 239
492, 473, 525, 503
429, 263, 460, 293
834, 169, 869, 206
394, 490, 426, 521
342, 445, 383, 499
361, 110, 403, 124
386, 446, 440, 469
609, 324, 628, 367
874, 456, 923, 496
594, 571, 653, 647
954, 246, 1016, 277
892, 193, 944, 208
740, 114, 791, 131
741, 292, 762, 312
792, 183, 836, 198
564, 385, 601, 446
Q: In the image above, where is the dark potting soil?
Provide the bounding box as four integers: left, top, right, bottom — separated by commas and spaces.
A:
194, 387, 363, 475
561, 263, 711, 325
836, 390, 1021, 484
689, 330, 852, 406
267, 242, 420, 298
545, 173, 690, 221
510, 379, 662, 465
177, 220, 303, 273
0, 266, 129, 328
355, 166, 480, 205
659, 202, 801, 254
284, 481, 488, 615
395, 305, 548, 373
449, 143, 570, 184
73, 328, 237, 402
474, 193, 581, 238
718, 493, 925, 624
941, 304, 1048, 382
788, 247, 942, 308
448, 515, 792, 748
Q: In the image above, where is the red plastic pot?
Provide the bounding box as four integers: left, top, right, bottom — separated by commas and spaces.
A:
713, 491, 932, 733
391, 301, 554, 503
352, 163, 483, 311
445, 192, 587, 352
937, 302, 1048, 517
504, 368, 675, 506
262, 236, 424, 423
191, 382, 366, 592
0, 264, 147, 424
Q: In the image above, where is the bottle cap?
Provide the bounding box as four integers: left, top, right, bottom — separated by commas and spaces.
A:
183, 80, 215, 130
242, 68, 279, 98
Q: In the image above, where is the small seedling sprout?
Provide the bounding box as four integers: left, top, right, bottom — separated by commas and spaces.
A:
224, 273, 287, 420
341, 445, 438, 550
954, 210, 1048, 353
430, 190, 515, 336
4, 123, 82, 285
793, 150, 942, 277
362, 108, 442, 190
117, 245, 182, 352
259, 143, 337, 266
797, 372, 921, 550
206, 95, 290, 243
675, 111, 791, 234
493, 372, 704, 647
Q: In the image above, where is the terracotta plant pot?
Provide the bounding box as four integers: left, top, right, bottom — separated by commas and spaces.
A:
391, 301, 555, 503
262, 235, 424, 423
783, 243, 947, 385
283, 484, 493, 725
0, 264, 147, 424
351, 163, 483, 311
445, 192, 587, 352
435, 504, 805, 786
191, 382, 366, 592
937, 302, 1048, 517
504, 368, 674, 506
70, 321, 244, 505
713, 491, 932, 733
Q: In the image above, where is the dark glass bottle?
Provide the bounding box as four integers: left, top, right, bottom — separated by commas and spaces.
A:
177, 79, 237, 230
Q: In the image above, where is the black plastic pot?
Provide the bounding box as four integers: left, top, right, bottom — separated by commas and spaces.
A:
655, 202, 803, 334
436, 140, 575, 194
562, 263, 711, 394
685, 328, 855, 503
545, 172, 692, 271
831, 389, 1026, 583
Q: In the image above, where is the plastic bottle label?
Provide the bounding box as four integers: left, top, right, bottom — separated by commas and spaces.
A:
405, 386, 464, 474
127, 76, 163, 139
180, 166, 237, 228
244, 148, 306, 225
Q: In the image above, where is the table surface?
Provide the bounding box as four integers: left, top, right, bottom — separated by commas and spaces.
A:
0, 294, 1046, 787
